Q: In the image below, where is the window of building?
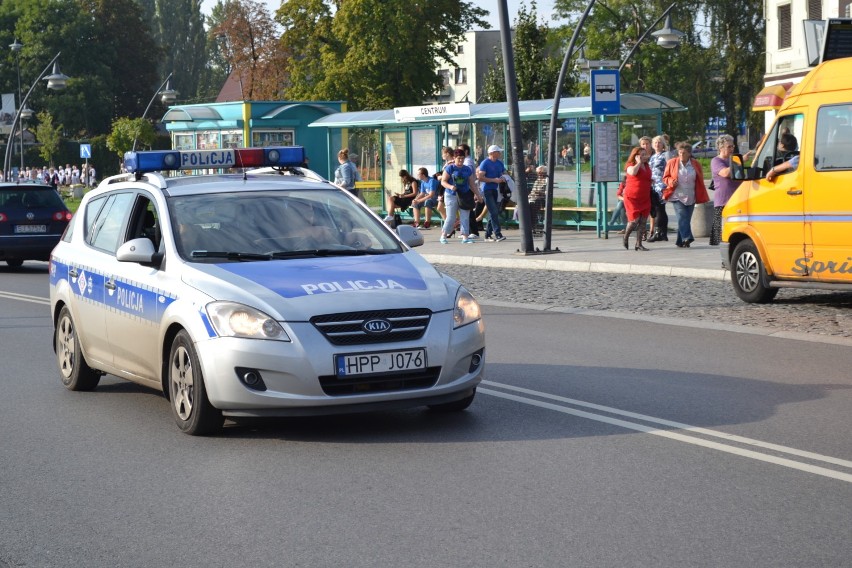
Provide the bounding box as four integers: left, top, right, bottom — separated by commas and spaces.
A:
809, 0, 822, 19
457, 45, 464, 55
778, 4, 792, 49
173, 133, 195, 150
251, 130, 295, 147
843, 1, 852, 18
221, 131, 243, 149
197, 131, 220, 150
454, 68, 467, 84
438, 70, 450, 91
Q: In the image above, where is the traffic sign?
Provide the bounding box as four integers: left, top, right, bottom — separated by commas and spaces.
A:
591, 70, 621, 115
80, 144, 92, 159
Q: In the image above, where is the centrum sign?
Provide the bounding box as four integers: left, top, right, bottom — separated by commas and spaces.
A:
394, 102, 471, 123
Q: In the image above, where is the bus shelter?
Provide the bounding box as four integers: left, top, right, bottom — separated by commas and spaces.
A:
309, 93, 686, 231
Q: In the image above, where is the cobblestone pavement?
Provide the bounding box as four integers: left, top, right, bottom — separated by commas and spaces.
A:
436, 264, 852, 339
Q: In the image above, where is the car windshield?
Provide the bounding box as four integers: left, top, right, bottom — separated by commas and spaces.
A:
168, 188, 404, 262
0, 187, 66, 209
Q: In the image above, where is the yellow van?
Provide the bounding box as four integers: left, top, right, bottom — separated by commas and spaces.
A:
723, 56, 852, 303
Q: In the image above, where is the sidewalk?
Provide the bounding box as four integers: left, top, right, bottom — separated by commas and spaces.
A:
416, 228, 727, 280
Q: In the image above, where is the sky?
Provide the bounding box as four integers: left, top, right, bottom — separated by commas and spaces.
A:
199, 0, 563, 30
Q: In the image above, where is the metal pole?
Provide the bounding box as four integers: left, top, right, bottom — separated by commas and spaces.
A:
544, 0, 596, 252
3, 52, 61, 179
132, 72, 173, 152
618, 3, 677, 74
497, 0, 533, 252
15, 50, 23, 176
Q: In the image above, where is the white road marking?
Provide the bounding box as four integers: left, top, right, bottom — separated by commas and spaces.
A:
0, 291, 50, 305
480, 383, 852, 484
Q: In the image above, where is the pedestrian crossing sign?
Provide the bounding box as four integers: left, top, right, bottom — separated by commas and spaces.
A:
80, 144, 92, 159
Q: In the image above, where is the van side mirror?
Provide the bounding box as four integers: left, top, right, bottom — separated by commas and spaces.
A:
731, 154, 762, 181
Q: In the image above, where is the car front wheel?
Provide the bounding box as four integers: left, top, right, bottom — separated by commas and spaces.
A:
730, 240, 779, 303
168, 330, 223, 435
56, 306, 100, 391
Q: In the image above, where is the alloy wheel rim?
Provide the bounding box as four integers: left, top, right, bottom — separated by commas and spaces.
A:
171, 346, 194, 421
58, 316, 75, 379
736, 251, 760, 293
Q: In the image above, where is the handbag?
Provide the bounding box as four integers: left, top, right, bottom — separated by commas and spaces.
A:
457, 189, 475, 210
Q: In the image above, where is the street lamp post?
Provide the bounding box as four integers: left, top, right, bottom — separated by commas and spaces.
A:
544, 0, 596, 252
544, 1, 683, 250
131, 73, 178, 152
618, 4, 683, 74
10, 39, 23, 177
3, 52, 69, 178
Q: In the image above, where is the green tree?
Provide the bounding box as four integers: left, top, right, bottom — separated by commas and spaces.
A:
107, 117, 157, 158
35, 110, 62, 166
143, 0, 208, 103
277, 0, 489, 110
704, 0, 765, 146
210, 0, 289, 100
480, 1, 565, 103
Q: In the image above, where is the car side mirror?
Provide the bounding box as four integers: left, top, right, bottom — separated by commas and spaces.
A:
396, 224, 424, 248
117, 237, 162, 265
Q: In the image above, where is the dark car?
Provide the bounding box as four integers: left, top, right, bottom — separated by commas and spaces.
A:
0, 182, 72, 267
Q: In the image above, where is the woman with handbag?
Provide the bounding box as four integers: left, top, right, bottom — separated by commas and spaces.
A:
440, 148, 481, 244
662, 142, 709, 248
621, 146, 653, 251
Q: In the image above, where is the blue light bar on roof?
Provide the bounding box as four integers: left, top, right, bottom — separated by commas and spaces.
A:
124, 146, 306, 174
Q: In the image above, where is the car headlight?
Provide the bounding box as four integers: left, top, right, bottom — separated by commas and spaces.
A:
453, 287, 482, 329
206, 301, 291, 341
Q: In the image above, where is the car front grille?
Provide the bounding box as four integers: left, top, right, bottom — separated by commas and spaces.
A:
319, 367, 441, 396
311, 308, 432, 345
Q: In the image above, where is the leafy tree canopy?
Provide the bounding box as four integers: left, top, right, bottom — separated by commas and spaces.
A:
276, 0, 490, 109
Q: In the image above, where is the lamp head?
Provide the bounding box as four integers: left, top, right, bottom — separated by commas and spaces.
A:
652, 14, 685, 49
159, 79, 178, 105
20, 106, 34, 120
44, 62, 70, 90
9, 39, 22, 52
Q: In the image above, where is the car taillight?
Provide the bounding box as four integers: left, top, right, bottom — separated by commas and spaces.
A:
54, 211, 72, 221
0, 212, 6, 222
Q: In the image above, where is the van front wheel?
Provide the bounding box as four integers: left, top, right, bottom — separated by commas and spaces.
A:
730, 240, 778, 303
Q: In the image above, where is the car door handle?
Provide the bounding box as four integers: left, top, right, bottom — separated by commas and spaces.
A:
69, 267, 78, 278
787, 189, 802, 196
105, 280, 116, 291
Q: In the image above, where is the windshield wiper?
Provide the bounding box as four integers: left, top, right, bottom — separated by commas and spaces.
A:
189, 251, 271, 261
269, 249, 390, 259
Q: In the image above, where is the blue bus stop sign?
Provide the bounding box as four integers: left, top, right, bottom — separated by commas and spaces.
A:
80, 144, 92, 159
590, 70, 621, 115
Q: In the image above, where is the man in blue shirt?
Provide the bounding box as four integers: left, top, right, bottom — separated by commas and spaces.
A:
477, 145, 507, 242
412, 167, 439, 228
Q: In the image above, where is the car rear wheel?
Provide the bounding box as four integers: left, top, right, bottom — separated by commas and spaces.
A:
5, 259, 23, 268
428, 388, 476, 412
168, 330, 223, 435
730, 240, 779, 303
56, 306, 100, 391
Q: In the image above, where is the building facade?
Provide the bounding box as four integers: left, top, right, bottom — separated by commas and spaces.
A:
758, 1, 852, 128
428, 30, 503, 105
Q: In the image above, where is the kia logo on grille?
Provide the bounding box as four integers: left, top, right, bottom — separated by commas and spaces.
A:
362, 319, 392, 334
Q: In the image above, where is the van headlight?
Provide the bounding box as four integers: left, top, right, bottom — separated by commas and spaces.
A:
453, 287, 482, 329
206, 301, 291, 341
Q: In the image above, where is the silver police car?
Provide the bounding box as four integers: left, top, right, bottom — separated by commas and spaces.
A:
49, 147, 485, 435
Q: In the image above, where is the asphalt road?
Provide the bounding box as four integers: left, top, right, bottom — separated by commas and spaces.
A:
2, 263, 851, 567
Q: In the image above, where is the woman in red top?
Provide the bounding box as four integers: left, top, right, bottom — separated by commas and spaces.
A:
622, 146, 652, 251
